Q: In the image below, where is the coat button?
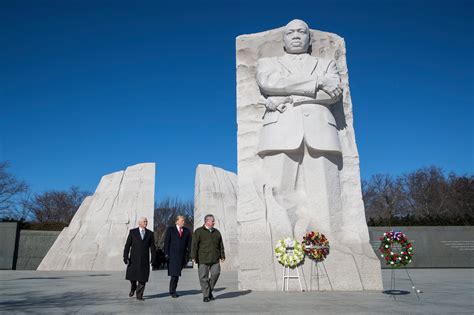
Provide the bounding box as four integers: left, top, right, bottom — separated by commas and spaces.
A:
304, 113, 310, 117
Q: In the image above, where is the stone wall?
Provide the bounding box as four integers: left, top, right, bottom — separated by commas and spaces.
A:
16, 230, 61, 270
369, 226, 474, 268
1, 224, 472, 270
0, 222, 19, 269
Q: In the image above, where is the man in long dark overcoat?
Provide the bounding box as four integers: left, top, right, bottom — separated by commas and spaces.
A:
123, 217, 156, 300
163, 215, 191, 298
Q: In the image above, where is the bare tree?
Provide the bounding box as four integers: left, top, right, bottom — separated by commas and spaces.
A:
154, 197, 194, 247
402, 166, 450, 219
364, 166, 473, 225
446, 173, 474, 220
362, 174, 407, 220
0, 162, 29, 219
24, 186, 89, 225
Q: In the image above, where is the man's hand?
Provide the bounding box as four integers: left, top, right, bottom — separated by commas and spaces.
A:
319, 76, 343, 99
123, 258, 129, 265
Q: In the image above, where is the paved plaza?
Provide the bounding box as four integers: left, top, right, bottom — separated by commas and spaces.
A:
0, 269, 472, 314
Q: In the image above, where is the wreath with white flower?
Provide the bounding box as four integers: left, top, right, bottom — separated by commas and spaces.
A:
379, 230, 414, 268
302, 231, 330, 262
275, 237, 305, 268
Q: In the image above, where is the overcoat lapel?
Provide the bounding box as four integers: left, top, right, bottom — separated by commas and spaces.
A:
277, 54, 319, 75
304, 55, 319, 75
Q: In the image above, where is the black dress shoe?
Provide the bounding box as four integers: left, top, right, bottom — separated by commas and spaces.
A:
129, 290, 135, 297
203, 297, 210, 302
136, 297, 145, 301
209, 292, 215, 300
171, 293, 178, 298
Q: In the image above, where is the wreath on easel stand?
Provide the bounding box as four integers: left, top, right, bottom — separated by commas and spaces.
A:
302, 231, 330, 262
379, 230, 421, 299
379, 230, 414, 268
274, 237, 305, 268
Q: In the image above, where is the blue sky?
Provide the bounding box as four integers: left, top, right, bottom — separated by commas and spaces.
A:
1, 0, 473, 201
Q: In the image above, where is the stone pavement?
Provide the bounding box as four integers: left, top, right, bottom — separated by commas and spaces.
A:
0, 269, 472, 314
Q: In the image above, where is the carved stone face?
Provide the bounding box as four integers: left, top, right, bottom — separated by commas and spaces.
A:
283, 19, 310, 54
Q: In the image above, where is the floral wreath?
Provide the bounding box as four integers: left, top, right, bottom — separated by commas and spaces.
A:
275, 237, 305, 268
379, 230, 414, 268
301, 231, 330, 262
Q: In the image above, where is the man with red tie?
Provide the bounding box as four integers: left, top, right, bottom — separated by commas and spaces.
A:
164, 215, 192, 298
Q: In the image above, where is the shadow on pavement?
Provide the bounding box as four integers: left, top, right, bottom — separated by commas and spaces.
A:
216, 290, 252, 299
0, 291, 109, 312
14, 277, 64, 280
146, 287, 227, 299
383, 290, 411, 295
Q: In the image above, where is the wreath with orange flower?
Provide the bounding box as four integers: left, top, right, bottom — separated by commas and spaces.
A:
301, 231, 330, 262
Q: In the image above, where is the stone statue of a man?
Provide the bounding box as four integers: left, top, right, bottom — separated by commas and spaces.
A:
256, 19, 344, 240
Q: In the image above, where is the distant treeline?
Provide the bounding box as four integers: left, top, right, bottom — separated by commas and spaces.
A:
1, 161, 472, 228
363, 166, 473, 226
0, 161, 194, 232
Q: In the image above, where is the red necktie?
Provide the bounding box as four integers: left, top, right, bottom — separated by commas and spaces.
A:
179, 227, 183, 237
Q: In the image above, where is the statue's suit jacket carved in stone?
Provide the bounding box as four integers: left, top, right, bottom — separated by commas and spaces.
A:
256, 53, 342, 155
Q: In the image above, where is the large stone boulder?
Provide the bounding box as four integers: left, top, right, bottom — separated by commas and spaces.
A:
38, 163, 155, 271
194, 164, 238, 271
236, 22, 383, 291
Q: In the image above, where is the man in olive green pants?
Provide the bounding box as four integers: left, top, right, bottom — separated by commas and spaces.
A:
191, 214, 225, 302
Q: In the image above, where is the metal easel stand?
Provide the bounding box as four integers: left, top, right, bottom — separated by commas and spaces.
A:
404, 267, 422, 300
385, 267, 422, 301
281, 265, 304, 292
309, 260, 333, 291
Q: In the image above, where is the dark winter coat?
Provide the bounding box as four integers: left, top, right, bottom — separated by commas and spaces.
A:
191, 225, 225, 265
163, 226, 191, 277
123, 228, 156, 282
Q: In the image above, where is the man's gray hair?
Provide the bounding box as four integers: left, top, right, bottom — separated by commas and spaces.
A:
204, 214, 214, 222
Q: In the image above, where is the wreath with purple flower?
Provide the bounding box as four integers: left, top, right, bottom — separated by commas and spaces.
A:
302, 231, 330, 262
379, 230, 414, 268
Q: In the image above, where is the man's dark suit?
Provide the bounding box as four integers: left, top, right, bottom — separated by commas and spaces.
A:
123, 227, 156, 299
163, 225, 191, 296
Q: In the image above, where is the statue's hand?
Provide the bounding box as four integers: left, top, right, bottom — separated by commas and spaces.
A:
266, 98, 278, 111
319, 77, 343, 99
265, 96, 292, 112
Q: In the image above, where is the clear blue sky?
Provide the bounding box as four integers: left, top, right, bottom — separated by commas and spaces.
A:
1, 0, 473, 201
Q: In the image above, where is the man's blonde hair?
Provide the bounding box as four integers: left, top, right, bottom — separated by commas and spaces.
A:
175, 215, 186, 223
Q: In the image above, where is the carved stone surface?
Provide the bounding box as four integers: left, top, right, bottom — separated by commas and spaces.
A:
38, 163, 155, 271
236, 20, 383, 291
194, 164, 238, 271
